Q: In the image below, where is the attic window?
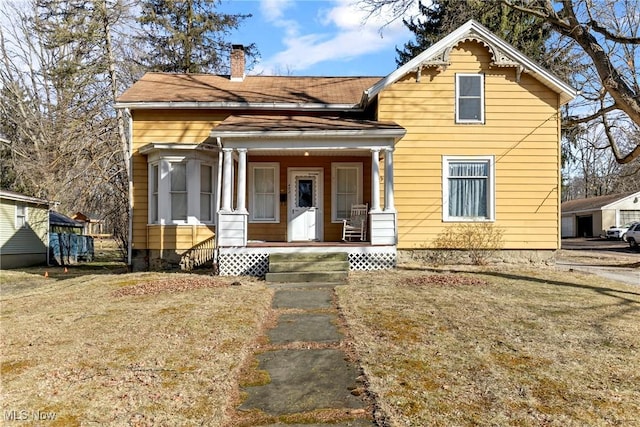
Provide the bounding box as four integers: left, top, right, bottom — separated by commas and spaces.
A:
456, 74, 484, 123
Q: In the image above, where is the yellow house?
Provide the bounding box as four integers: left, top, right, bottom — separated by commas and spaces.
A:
116, 20, 575, 274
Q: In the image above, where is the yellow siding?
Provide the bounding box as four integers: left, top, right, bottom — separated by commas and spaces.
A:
378, 41, 562, 250
146, 225, 214, 251
131, 109, 229, 250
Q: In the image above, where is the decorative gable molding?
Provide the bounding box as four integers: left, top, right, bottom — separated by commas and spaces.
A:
413, 30, 526, 82
364, 19, 576, 105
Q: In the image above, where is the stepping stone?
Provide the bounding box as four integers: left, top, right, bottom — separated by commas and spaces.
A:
272, 289, 333, 309
268, 313, 341, 344
239, 349, 366, 416
264, 421, 375, 426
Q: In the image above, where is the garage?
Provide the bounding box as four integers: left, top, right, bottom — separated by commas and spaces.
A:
561, 191, 640, 238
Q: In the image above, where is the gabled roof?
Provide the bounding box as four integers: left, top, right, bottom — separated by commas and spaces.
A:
561, 191, 640, 214
363, 19, 577, 106
50, 211, 83, 228
116, 74, 381, 110
115, 20, 575, 112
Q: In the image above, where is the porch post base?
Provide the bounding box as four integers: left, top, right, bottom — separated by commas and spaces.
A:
217, 212, 248, 247
369, 211, 397, 245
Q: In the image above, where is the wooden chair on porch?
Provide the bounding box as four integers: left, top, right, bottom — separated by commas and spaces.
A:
342, 203, 368, 242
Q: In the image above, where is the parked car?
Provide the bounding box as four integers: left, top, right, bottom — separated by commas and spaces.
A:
625, 222, 640, 250
606, 222, 637, 241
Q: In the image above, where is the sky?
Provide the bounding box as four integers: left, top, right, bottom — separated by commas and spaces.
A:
217, 0, 422, 77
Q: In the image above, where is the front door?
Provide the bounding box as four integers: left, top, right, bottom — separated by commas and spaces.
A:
288, 168, 323, 241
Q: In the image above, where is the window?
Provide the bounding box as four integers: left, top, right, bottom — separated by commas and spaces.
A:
456, 74, 484, 123
249, 163, 279, 222
443, 156, 494, 221
169, 162, 187, 221
200, 164, 213, 222
16, 203, 27, 228
150, 164, 159, 223
147, 154, 216, 225
332, 163, 363, 221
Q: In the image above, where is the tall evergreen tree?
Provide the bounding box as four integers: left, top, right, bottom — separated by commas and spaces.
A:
137, 0, 257, 73
396, 0, 553, 67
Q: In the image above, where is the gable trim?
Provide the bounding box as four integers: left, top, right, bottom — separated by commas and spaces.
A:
601, 191, 640, 210
363, 19, 577, 106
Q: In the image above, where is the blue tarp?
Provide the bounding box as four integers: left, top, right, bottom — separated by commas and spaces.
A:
49, 233, 94, 265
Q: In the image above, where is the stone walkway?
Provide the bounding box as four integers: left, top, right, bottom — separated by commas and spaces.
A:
237, 282, 375, 426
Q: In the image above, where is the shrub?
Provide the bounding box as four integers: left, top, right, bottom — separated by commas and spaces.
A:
432, 223, 505, 265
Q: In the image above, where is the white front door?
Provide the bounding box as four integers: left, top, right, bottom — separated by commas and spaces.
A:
288, 168, 323, 241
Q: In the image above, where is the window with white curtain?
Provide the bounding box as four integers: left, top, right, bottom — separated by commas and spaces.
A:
200, 164, 213, 222
443, 156, 494, 221
147, 154, 216, 225
169, 162, 187, 221
150, 164, 159, 223
332, 162, 363, 221
456, 74, 484, 123
249, 163, 279, 222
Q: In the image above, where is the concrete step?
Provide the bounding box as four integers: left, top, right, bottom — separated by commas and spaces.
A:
265, 271, 348, 283
269, 252, 348, 263
268, 260, 349, 273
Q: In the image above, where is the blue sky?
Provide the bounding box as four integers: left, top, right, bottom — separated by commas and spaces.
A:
218, 0, 421, 76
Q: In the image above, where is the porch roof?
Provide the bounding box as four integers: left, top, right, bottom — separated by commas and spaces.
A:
210, 115, 406, 139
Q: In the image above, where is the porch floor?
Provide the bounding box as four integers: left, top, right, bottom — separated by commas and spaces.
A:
247, 241, 370, 248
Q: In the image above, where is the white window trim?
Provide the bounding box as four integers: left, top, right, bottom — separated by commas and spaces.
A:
442, 155, 495, 222
199, 163, 214, 223
148, 163, 159, 224
455, 73, 485, 124
16, 203, 27, 228
147, 152, 217, 225
331, 162, 363, 222
248, 162, 280, 223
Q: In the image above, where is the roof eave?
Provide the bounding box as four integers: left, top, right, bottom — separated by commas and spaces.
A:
114, 101, 364, 111
210, 129, 407, 140
0, 190, 50, 206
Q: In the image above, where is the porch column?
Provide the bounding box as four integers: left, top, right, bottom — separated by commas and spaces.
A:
236, 148, 248, 214
221, 148, 233, 213
384, 147, 395, 212
371, 148, 381, 212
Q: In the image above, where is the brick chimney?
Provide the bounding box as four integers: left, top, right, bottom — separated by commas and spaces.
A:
230, 44, 245, 81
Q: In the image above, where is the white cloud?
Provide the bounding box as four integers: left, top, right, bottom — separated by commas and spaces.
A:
254, 0, 420, 75
260, 0, 295, 22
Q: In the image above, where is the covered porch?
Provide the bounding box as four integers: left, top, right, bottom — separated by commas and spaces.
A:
211, 115, 405, 275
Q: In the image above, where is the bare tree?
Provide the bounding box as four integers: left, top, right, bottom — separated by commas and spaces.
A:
0, 0, 135, 259
501, 0, 640, 164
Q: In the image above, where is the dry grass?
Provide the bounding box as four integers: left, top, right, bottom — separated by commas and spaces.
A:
1, 270, 272, 426
337, 267, 640, 426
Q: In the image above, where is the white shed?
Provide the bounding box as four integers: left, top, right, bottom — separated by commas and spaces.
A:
561, 191, 640, 238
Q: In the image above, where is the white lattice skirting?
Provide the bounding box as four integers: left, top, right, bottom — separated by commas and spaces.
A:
218, 251, 397, 277
218, 253, 269, 276
348, 252, 397, 271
